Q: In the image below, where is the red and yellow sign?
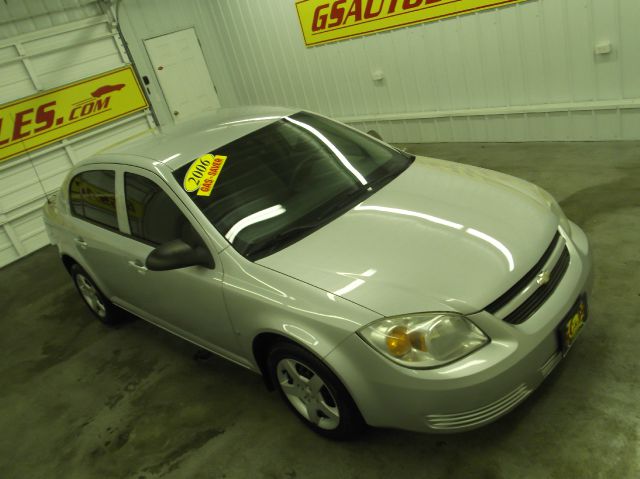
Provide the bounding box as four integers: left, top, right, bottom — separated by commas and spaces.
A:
0, 65, 148, 163
183, 154, 228, 197
296, 0, 526, 46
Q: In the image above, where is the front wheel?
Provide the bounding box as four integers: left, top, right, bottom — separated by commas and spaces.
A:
267, 342, 365, 439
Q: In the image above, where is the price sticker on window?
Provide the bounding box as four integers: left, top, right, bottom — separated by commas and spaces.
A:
183, 154, 227, 197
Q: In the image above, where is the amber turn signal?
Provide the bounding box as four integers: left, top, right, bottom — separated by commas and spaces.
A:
385, 326, 412, 357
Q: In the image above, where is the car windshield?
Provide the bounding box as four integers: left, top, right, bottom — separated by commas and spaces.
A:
172, 111, 413, 260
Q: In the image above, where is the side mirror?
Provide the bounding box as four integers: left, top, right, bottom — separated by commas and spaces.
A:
145, 239, 214, 271
367, 129, 383, 141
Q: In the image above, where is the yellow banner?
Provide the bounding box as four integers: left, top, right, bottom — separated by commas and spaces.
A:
296, 0, 526, 46
0, 65, 148, 163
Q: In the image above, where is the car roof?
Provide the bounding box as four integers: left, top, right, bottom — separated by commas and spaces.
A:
83, 105, 297, 171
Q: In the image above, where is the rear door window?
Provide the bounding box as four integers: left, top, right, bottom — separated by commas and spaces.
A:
69, 170, 118, 230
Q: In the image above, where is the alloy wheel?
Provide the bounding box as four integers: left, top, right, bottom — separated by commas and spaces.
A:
276, 358, 340, 430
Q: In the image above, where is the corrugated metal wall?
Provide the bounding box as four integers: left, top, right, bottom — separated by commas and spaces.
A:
204, 0, 640, 143
0, 0, 155, 268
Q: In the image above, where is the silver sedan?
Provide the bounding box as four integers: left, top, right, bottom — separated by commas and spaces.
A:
43, 107, 592, 438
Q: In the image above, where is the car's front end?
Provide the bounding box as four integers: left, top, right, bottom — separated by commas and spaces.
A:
323, 219, 591, 433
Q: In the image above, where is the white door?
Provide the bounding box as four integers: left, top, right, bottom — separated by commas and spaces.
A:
144, 28, 220, 123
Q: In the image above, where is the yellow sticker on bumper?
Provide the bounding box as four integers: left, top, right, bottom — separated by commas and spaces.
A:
183, 154, 227, 197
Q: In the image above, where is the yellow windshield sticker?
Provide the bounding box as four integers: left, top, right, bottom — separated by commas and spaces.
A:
183, 154, 227, 196
197, 155, 227, 196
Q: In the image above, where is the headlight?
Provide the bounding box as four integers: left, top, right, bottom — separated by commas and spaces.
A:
358, 313, 489, 369
537, 187, 571, 236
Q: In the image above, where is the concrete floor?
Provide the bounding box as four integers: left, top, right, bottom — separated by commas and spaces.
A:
1, 142, 639, 478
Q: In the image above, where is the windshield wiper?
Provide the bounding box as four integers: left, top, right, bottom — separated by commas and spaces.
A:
316, 186, 369, 219
392, 145, 415, 161
246, 224, 319, 260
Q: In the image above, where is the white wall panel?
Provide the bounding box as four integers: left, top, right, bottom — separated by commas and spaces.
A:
117, 0, 239, 127
11, 209, 49, 255
0, 45, 18, 62
0, 1, 155, 268
0, 0, 101, 38
33, 38, 121, 80
0, 228, 14, 266
203, 0, 640, 143
0, 62, 32, 103
31, 149, 74, 193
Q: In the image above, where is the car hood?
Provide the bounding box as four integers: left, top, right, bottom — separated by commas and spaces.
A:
257, 156, 558, 317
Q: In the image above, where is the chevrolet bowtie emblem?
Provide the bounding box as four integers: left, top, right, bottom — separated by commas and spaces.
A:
536, 270, 551, 286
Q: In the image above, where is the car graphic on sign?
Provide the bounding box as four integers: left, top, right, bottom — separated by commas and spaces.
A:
91, 84, 125, 98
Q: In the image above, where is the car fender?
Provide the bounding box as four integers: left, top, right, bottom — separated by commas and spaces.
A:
218, 249, 381, 366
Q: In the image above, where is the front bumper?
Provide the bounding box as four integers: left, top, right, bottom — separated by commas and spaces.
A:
324, 222, 592, 433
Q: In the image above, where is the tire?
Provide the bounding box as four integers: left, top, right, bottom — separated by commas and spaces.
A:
267, 341, 365, 439
70, 264, 118, 325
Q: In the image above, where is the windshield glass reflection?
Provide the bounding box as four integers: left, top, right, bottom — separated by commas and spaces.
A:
173, 111, 413, 260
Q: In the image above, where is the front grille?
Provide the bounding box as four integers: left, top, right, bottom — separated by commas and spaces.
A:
486, 232, 561, 314
502, 246, 570, 324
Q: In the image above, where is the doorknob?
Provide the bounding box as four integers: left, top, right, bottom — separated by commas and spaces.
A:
74, 237, 88, 249
128, 260, 148, 274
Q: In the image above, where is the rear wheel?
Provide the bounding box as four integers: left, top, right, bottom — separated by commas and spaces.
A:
70, 264, 118, 325
267, 341, 365, 439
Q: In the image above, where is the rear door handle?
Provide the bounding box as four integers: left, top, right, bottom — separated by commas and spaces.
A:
128, 260, 148, 274
74, 237, 88, 249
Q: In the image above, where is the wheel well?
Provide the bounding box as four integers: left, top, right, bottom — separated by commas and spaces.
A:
252, 332, 297, 390
61, 254, 77, 274
252, 332, 366, 430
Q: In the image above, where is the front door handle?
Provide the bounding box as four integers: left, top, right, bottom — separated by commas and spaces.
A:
128, 260, 148, 274
74, 237, 88, 249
